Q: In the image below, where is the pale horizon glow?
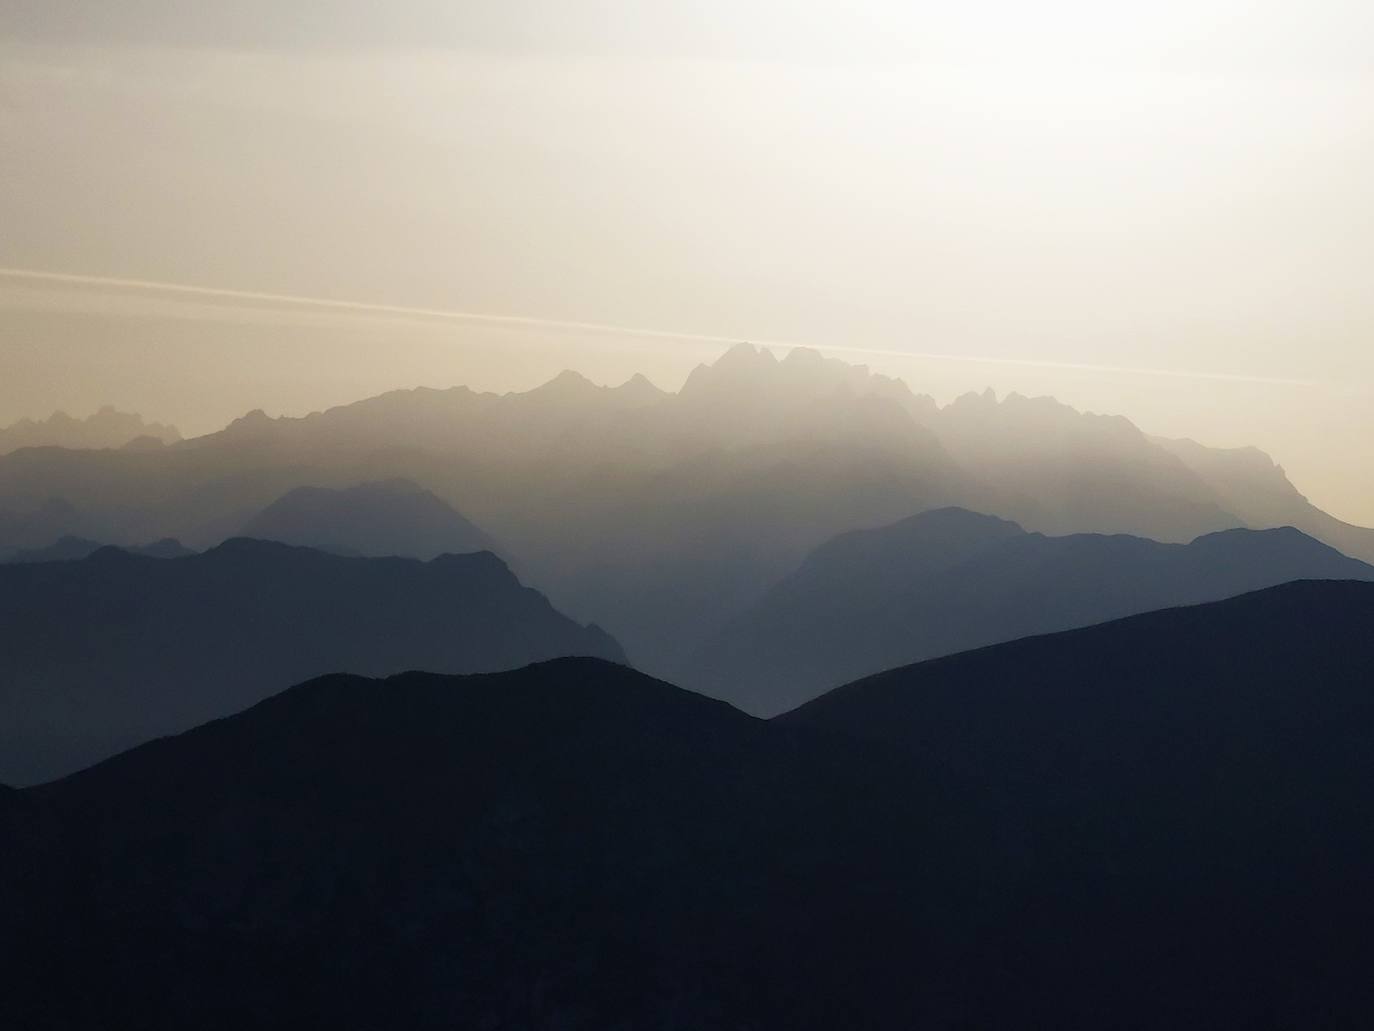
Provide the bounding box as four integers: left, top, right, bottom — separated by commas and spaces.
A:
2, 1, 1373, 522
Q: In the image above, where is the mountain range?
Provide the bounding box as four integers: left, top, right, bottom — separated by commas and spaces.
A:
0, 343, 1370, 681
0, 539, 622, 785
683, 507, 1374, 713
5, 580, 1374, 1028
0, 406, 181, 454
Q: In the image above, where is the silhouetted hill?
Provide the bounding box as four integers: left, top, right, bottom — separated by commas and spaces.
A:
0, 406, 180, 454
240, 478, 498, 559
0, 540, 623, 785
8, 585, 1374, 1027
684, 508, 1374, 713
0, 535, 194, 564
0, 658, 980, 1030
780, 579, 1374, 1026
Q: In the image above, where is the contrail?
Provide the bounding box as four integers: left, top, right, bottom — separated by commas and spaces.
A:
0, 266, 1319, 388
0, 267, 737, 345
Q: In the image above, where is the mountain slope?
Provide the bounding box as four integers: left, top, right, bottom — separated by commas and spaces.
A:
684, 507, 1374, 713
7, 585, 1374, 1027
239, 478, 498, 559
1155, 434, 1374, 563
786, 578, 1374, 756
0, 540, 623, 785
935, 389, 1240, 542
0, 658, 978, 1031
781, 579, 1374, 1026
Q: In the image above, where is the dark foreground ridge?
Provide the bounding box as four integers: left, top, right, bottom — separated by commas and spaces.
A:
0, 657, 981, 1030
0, 539, 624, 785
6, 581, 1374, 1028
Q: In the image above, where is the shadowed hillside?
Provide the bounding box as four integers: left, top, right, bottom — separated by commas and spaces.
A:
0, 658, 981, 1031
785, 581, 1374, 1024
6, 583, 1374, 1027
0, 540, 622, 785
684, 507, 1374, 713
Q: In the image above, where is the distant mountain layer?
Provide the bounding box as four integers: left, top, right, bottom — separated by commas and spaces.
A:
0, 539, 622, 785
683, 507, 1374, 714
1, 535, 193, 564
6, 582, 1374, 1028
240, 478, 498, 559
0, 344, 1371, 677
0, 406, 180, 454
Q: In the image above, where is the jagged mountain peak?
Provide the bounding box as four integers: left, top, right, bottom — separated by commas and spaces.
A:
221, 408, 280, 442
616, 371, 659, 390
0, 407, 181, 454
946, 388, 996, 409
717, 341, 778, 366
611, 371, 668, 407
680, 342, 925, 411
527, 368, 598, 396
781, 345, 826, 366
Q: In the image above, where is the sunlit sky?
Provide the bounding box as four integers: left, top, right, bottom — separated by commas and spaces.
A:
3, 1, 1373, 522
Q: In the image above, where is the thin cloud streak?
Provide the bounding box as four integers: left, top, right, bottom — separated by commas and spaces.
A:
0, 267, 1322, 389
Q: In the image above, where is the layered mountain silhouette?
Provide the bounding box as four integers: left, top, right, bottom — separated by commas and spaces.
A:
0, 344, 1370, 675
6, 581, 1374, 1028
0, 406, 180, 454
0, 535, 193, 564
683, 507, 1374, 713
239, 478, 497, 559
0, 657, 980, 1030
1153, 433, 1374, 568
0, 539, 622, 785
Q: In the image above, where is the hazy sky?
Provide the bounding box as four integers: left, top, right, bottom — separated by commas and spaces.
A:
2, 1, 1373, 522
